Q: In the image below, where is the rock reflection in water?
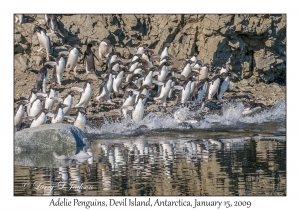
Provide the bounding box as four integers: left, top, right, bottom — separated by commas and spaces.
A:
14, 135, 286, 196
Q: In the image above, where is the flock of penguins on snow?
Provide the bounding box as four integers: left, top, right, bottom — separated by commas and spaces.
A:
14, 14, 267, 133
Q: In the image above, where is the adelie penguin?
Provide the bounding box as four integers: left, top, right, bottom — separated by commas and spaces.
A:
61, 91, 76, 116
28, 95, 46, 117
73, 108, 87, 132
27, 88, 39, 115
132, 94, 148, 121
217, 72, 231, 102
30, 109, 53, 128
121, 90, 136, 118
154, 76, 178, 107
242, 102, 268, 116
47, 51, 69, 86
192, 78, 210, 103
96, 70, 117, 104
83, 43, 100, 75
44, 84, 56, 111
179, 76, 196, 105
45, 14, 64, 37
71, 78, 93, 108
112, 66, 129, 97
106, 51, 122, 71
34, 26, 53, 61
29, 63, 53, 93
180, 60, 195, 80
51, 103, 68, 123
220, 64, 229, 74
207, 74, 221, 101
160, 43, 173, 61
66, 44, 82, 76
92, 38, 114, 60
14, 100, 29, 130
15, 14, 24, 25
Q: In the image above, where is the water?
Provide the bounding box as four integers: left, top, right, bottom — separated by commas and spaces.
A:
14, 99, 286, 196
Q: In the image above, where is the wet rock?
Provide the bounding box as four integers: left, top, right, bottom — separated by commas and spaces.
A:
15, 123, 90, 153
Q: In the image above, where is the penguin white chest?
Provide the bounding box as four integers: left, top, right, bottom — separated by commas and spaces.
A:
63, 96, 73, 116
181, 64, 191, 79
79, 83, 92, 107
67, 50, 79, 68
208, 79, 220, 100
14, 105, 25, 127
196, 81, 208, 102
31, 113, 47, 128
74, 112, 86, 131
158, 66, 168, 82
57, 57, 66, 74
30, 100, 42, 117
181, 81, 192, 103
52, 108, 64, 123
132, 99, 145, 121
143, 71, 153, 86
37, 32, 50, 52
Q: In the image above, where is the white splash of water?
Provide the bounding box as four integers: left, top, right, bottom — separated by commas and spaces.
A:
86, 98, 286, 135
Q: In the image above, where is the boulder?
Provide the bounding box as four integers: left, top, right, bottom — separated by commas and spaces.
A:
14, 123, 90, 153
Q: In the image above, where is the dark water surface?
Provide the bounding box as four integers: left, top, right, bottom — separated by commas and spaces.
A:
14, 122, 286, 196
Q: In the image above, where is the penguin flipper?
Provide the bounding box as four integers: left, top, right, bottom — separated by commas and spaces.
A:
36, 92, 48, 97
64, 116, 75, 121
44, 61, 57, 66
152, 80, 164, 86
50, 97, 63, 102
58, 51, 69, 56
93, 52, 100, 62
121, 105, 134, 111
46, 32, 56, 37
71, 87, 84, 92
47, 113, 54, 118
173, 85, 184, 90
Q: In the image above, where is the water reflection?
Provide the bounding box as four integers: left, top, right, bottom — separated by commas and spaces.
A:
14, 132, 286, 196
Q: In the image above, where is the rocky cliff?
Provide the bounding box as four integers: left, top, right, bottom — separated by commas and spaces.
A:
14, 14, 286, 115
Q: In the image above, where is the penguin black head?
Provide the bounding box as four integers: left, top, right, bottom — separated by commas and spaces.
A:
132, 73, 143, 80
193, 53, 198, 56
222, 64, 227, 69
87, 43, 93, 49
161, 56, 172, 61
69, 91, 76, 97
128, 90, 133, 96
43, 63, 54, 69
16, 100, 29, 106
60, 103, 69, 109
42, 108, 51, 114
86, 78, 93, 83
73, 44, 81, 49
31, 88, 39, 93
142, 44, 148, 49
37, 95, 46, 101
196, 60, 203, 65
186, 59, 194, 65
34, 26, 44, 33
77, 107, 86, 115
49, 84, 56, 90
149, 66, 158, 72
170, 67, 179, 72
164, 43, 171, 48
